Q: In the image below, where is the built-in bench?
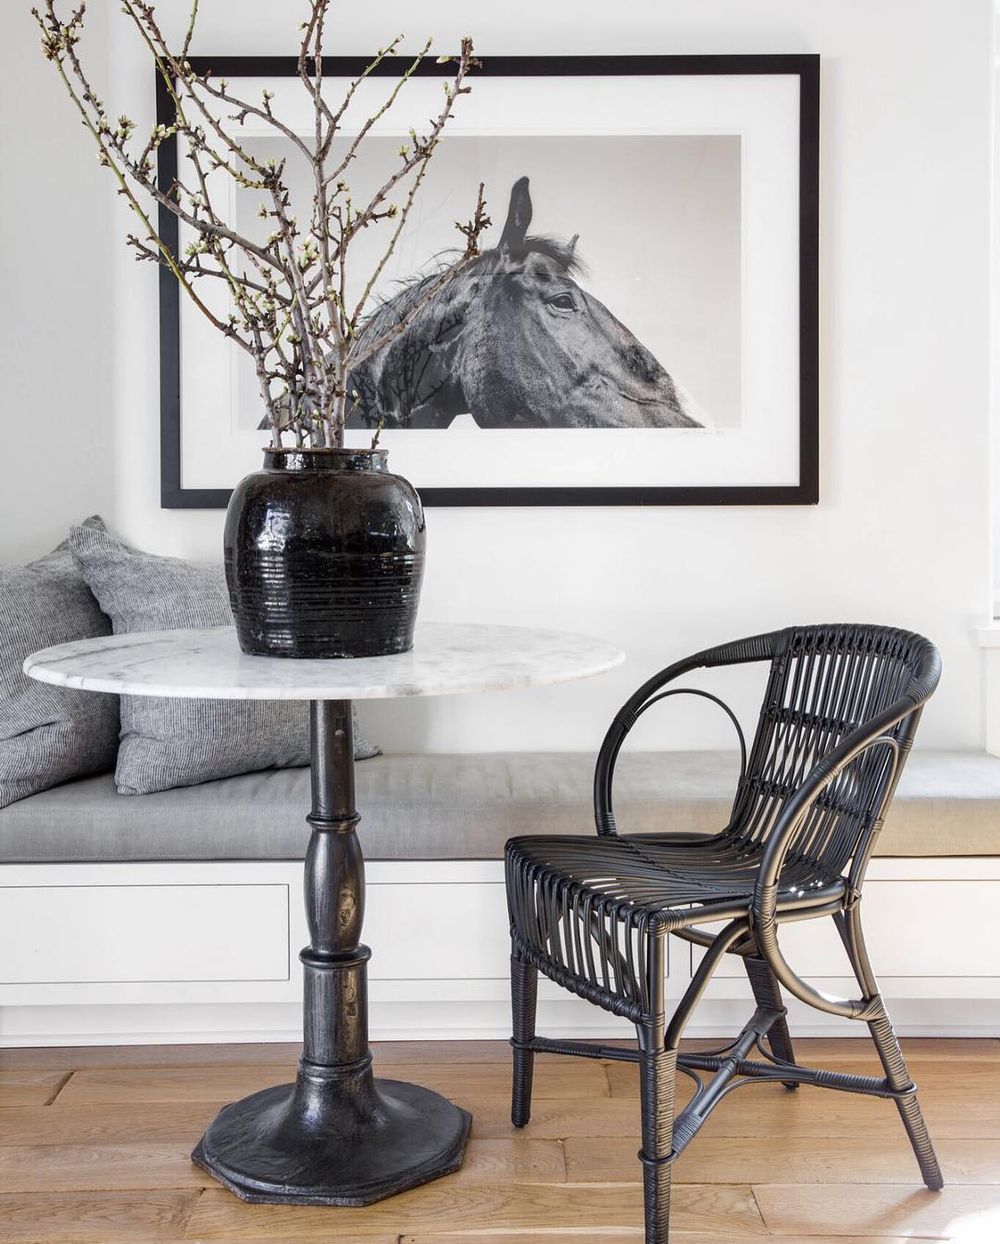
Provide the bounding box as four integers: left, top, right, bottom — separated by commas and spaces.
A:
1, 749, 998, 1047
2, 749, 997, 862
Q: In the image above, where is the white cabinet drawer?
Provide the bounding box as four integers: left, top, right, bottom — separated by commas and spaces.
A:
0, 884, 290, 984
359, 880, 676, 983
363, 882, 512, 981
701, 881, 1000, 980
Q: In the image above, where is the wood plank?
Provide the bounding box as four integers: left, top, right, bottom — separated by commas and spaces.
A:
472, 1074, 1000, 1143
9, 1085, 995, 1154
182, 1238, 395, 1244
0, 1102, 221, 1147
0, 1144, 204, 1192
605, 1058, 1000, 1098
609, 1056, 1000, 1094
483, 1134, 574, 1184
754, 1183, 1000, 1239
186, 1182, 765, 1238
759, 1038, 1000, 1063
0, 1191, 198, 1242
600, 1069, 1000, 1140
0, 1137, 563, 1193
54, 1060, 608, 1106
0, 1103, 573, 1184
459, 1137, 567, 1184
377, 1039, 519, 1064
400, 1236, 648, 1244
44, 1065, 312, 1106
0, 1095, 638, 1148
0, 1096, 591, 1148
800, 1049, 1000, 1077
400, 1237, 926, 1244
2, 1036, 994, 1074
467, 1094, 641, 1141
0, 1039, 518, 1072
0, 1044, 302, 1072
0, 1070, 69, 1108
565, 1134, 1000, 1185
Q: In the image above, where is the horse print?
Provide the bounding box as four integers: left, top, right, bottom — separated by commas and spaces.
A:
346, 176, 705, 431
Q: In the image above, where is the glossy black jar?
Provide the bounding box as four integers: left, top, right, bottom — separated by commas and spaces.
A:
224, 448, 425, 658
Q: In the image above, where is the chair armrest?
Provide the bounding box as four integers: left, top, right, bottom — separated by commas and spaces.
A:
750, 707, 915, 1020
593, 631, 790, 837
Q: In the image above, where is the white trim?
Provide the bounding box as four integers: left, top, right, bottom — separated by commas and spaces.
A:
976, 622, 1000, 646
2, 998, 999, 1048
978, 635, 1000, 754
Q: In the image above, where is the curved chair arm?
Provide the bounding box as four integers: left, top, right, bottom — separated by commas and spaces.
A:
593, 630, 784, 837
750, 704, 918, 1020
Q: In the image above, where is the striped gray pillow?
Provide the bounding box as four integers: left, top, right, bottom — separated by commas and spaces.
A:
0, 518, 119, 808
69, 524, 380, 796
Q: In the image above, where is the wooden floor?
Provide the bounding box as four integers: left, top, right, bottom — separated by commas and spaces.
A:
0, 1037, 998, 1242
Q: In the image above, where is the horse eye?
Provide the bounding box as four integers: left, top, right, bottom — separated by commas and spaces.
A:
547, 292, 576, 311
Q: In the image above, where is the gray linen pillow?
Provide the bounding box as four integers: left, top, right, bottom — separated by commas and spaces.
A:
69, 524, 380, 796
0, 517, 119, 808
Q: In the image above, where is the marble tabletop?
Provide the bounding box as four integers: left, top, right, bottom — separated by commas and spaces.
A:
24, 623, 625, 701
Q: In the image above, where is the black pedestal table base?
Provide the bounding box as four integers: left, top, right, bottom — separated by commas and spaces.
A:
192, 700, 471, 1205
191, 1075, 470, 1205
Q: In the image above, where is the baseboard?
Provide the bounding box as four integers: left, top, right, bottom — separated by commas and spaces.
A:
3, 997, 1000, 1048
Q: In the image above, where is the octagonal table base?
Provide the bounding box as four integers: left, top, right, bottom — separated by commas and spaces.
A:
192, 1073, 470, 1205
192, 699, 471, 1205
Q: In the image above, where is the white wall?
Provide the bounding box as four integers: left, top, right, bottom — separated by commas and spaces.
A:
992, 8, 1000, 617
1, 1, 993, 755
0, 3, 114, 560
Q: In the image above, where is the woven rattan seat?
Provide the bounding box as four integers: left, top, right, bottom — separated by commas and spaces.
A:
504, 624, 944, 1244
507, 833, 846, 928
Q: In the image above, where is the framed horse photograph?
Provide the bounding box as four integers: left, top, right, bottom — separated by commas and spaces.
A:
157, 54, 819, 507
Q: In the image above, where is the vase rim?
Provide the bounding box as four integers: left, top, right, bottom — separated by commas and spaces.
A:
261, 445, 389, 474
263, 445, 386, 455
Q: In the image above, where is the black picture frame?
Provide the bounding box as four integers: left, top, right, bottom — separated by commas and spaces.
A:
157, 53, 819, 509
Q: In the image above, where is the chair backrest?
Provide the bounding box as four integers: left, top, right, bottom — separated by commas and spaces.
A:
729, 624, 939, 875
596, 624, 941, 878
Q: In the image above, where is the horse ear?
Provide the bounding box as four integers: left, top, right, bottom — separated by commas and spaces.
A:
499, 176, 531, 252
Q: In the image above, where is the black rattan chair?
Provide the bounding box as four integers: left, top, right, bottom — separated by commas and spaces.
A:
505, 624, 943, 1244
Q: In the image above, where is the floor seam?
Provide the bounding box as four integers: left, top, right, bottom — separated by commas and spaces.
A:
44, 1071, 75, 1105
747, 1182, 770, 1236
180, 1185, 209, 1239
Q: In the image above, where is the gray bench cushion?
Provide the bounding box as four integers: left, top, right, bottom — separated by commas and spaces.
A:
0, 750, 997, 863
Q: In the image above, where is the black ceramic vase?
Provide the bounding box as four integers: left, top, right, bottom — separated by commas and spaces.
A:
224, 447, 426, 658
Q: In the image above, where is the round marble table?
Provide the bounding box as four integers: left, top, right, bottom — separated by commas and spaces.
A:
25, 622, 624, 1207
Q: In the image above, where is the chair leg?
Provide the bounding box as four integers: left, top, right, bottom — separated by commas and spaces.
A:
868, 1003, 944, 1190
743, 954, 798, 1089
638, 1020, 676, 1244
510, 950, 538, 1128
836, 907, 943, 1191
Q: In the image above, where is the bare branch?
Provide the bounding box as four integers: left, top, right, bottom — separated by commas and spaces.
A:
348, 183, 490, 370
35, 0, 481, 449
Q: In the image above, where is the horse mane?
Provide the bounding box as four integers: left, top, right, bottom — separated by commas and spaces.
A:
502, 234, 585, 275
370, 234, 586, 320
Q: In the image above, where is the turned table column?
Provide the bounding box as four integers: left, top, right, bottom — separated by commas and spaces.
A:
301, 700, 369, 1073
190, 697, 471, 1204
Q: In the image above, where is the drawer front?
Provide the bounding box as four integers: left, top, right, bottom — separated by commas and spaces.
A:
359, 881, 675, 981
363, 882, 512, 980
0, 884, 289, 984
702, 881, 1000, 980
